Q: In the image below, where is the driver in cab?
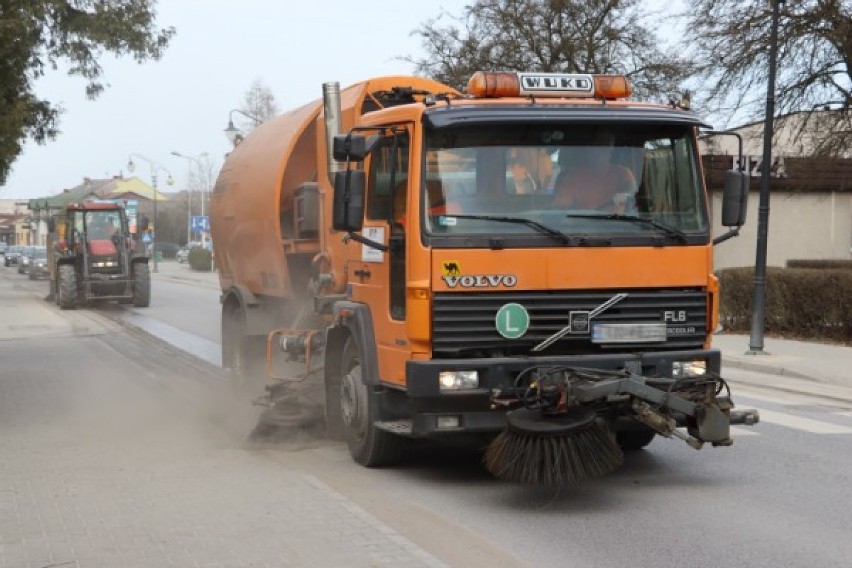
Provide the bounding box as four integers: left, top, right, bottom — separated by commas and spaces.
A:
91, 218, 118, 239
552, 131, 636, 212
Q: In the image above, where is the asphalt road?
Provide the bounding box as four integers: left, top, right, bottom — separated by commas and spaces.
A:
3, 263, 852, 567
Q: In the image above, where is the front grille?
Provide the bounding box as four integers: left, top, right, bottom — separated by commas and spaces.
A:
432, 288, 707, 357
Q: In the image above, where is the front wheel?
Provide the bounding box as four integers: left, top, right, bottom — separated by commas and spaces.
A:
132, 262, 150, 307
57, 265, 77, 310
339, 338, 402, 467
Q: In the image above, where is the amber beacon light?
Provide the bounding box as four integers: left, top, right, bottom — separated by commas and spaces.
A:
467, 71, 632, 100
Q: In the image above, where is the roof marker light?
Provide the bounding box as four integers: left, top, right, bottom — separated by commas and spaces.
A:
466, 72, 632, 100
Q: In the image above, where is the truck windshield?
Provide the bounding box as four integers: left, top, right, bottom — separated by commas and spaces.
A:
422, 123, 708, 245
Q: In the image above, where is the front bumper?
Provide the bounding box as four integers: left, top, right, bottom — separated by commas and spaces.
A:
398, 349, 721, 437
30, 265, 49, 278
84, 274, 133, 300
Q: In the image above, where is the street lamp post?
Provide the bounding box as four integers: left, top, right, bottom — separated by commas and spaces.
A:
171, 151, 210, 245
748, 0, 784, 354
223, 109, 262, 146
127, 154, 174, 273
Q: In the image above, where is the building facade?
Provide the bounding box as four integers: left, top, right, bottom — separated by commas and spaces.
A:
700, 111, 851, 270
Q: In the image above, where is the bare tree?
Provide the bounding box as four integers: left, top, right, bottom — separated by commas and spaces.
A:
239, 79, 279, 130
684, 0, 851, 155
407, 0, 692, 102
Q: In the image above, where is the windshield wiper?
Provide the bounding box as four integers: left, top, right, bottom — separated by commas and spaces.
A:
443, 214, 574, 244
565, 213, 688, 243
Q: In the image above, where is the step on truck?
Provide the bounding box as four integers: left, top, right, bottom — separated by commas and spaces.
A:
210, 72, 758, 482
48, 201, 151, 309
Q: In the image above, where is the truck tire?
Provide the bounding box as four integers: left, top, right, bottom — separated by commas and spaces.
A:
132, 263, 150, 307
28, 269, 36, 280
222, 300, 266, 394
57, 265, 77, 310
339, 338, 402, 467
617, 427, 656, 451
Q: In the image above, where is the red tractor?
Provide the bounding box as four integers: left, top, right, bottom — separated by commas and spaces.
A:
48, 202, 151, 309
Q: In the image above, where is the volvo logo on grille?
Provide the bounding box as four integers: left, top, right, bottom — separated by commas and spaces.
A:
569, 311, 590, 334
532, 292, 629, 351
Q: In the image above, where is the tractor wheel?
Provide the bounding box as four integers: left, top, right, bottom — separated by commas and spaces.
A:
617, 427, 657, 451
339, 338, 402, 467
132, 263, 150, 307
57, 265, 78, 310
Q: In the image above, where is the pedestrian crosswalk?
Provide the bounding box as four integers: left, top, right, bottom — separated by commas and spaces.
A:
750, 408, 852, 435
727, 385, 852, 437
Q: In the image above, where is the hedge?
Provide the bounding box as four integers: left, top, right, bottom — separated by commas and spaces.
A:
786, 259, 852, 270
717, 267, 852, 343
188, 247, 212, 271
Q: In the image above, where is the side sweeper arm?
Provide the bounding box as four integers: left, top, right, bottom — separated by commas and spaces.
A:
494, 367, 760, 450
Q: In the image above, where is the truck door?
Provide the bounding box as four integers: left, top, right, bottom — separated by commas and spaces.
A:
349, 126, 411, 386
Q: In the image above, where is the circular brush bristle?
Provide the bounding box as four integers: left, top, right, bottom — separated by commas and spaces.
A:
484, 407, 624, 485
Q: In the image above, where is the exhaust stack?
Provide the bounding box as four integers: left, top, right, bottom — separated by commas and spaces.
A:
322, 81, 342, 183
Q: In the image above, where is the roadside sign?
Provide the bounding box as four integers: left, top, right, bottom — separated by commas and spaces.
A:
125, 200, 138, 233
191, 216, 210, 232
142, 232, 152, 243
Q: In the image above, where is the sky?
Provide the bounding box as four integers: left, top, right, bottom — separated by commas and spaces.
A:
1, 0, 475, 200
1, 0, 683, 201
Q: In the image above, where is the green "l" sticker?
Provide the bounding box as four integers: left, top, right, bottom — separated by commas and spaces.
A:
495, 303, 529, 339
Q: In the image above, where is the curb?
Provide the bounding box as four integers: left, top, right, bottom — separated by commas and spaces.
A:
721, 357, 817, 383
97, 306, 226, 380
151, 271, 219, 290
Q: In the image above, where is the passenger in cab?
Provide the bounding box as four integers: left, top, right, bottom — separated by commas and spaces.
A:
507, 148, 554, 195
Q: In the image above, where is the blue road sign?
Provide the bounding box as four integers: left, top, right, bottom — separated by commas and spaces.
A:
191, 216, 210, 233
142, 232, 152, 243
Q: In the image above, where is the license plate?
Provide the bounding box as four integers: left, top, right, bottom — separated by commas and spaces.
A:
591, 323, 667, 343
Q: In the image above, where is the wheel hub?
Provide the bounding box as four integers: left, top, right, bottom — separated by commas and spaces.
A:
340, 370, 361, 427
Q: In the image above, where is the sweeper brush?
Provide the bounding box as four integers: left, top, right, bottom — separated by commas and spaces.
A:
483, 365, 761, 485
484, 406, 623, 485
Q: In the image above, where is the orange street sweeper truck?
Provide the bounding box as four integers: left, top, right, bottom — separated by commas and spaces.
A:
210, 72, 758, 484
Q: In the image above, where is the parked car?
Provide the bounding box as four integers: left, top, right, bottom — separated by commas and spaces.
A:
27, 247, 49, 280
176, 242, 205, 263
3, 245, 23, 267
176, 245, 191, 263
147, 242, 180, 259
0, 242, 8, 255
18, 246, 37, 274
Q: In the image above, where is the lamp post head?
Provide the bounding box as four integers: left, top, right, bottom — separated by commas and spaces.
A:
224, 119, 242, 146
127, 158, 136, 173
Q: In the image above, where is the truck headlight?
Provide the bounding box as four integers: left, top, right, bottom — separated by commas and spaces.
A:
673, 360, 707, 378
439, 370, 479, 391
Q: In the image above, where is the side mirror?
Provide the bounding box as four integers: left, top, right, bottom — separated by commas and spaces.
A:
332, 170, 365, 232
138, 214, 150, 232
721, 170, 748, 227
333, 134, 367, 162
